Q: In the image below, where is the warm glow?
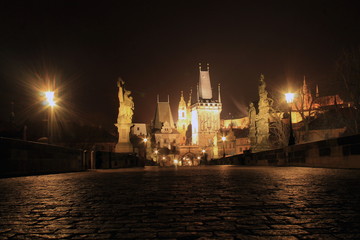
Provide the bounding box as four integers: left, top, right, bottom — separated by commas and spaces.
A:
154, 150, 158, 154
197, 156, 201, 160
285, 92, 295, 103
202, 149, 206, 153
44, 91, 56, 107
173, 159, 178, 165
221, 136, 226, 142
162, 156, 165, 160
143, 138, 148, 143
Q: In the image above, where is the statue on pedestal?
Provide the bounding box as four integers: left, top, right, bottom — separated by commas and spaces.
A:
115, 78, 134, 153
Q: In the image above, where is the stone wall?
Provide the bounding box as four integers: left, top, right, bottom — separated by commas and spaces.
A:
95, 151, 144, 169
209, 134, 360, 168
0, 137, 84, 177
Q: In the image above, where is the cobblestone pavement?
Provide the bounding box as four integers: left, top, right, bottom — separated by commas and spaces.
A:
1, 166, 360, 239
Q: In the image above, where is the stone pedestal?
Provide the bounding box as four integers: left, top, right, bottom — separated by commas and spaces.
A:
115, 123, 133, 153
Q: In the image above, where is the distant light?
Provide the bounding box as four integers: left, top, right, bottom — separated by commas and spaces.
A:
143, 138, 148, 143
197, 156, 201, 159
44, 91, 56, 107
221, 136, 226, 142
162, 156, 166, 160
202, 149, 206, 153
285, 93, 295, 104
154, 150, 158, 154
174, 159, 178, 165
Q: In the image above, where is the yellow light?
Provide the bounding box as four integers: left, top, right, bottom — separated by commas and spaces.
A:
174, 159, 178, 165
197, 156, 201, 159
162, 156, 165, 160
143, 138, 148, 143
221, 136, 226, 142
154, 150, 158, 154
44, 91, 56, 107
202, 149, 206, 153
285, 93, 295, 104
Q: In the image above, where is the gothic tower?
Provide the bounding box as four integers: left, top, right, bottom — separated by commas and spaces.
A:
177, 91, 189, 144
191, 63, 222, 147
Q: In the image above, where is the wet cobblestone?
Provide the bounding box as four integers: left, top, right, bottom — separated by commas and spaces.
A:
1, 166, 360, 239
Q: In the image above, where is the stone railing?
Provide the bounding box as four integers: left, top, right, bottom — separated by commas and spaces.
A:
207, 134, 360, 169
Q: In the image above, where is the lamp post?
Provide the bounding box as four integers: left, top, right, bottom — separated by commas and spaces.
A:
143, 137, 148, 160
285, 93, 296, 146
44, 91, 56, 144
221, 136, 226, 158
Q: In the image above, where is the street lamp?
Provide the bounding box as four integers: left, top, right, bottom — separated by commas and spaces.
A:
44, 91, 56, 144
143, 137, 148, 160
285, 92, 296, 146
221, 136, 226, 158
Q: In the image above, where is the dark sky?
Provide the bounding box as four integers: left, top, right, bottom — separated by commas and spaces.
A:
1, 0, 360, 131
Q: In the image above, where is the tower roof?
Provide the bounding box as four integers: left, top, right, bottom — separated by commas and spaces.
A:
198, 64, 212, 99
179, 91, 186, 108
153, 100, 175, 130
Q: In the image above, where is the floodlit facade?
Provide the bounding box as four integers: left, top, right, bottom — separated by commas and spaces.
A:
191, 64, 222, 148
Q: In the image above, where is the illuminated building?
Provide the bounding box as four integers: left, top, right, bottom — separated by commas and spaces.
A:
190, 64, 222, 148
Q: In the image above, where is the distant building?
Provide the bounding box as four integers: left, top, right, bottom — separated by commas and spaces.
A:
131, 123, 147, 137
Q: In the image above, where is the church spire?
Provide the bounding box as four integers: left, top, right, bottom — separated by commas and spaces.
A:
187, 89, 192, 106
302, 75, 308, 94
218, 83, 221, 103
316, 84, 319, 98
179, 91, 186, 108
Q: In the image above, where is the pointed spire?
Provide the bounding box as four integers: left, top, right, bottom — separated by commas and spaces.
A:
168, 95, 170, 103
316, 84, 319, 98
157, 94, 159, 103
303, 75, 308, 94
179, 91, 186, 109
207, 63, 209, 71
199, 63, 201, 71
218, 83, 221, 103
188, 89, 192, 106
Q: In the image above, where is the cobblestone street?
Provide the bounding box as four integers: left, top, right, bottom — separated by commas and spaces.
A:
1, 166, 360, 239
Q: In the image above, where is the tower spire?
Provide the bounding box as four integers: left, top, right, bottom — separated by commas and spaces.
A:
207, 63, 209, 71
316, 84, 319, 98
199, 63, 201, 71
303, 75, 307, 94
168, 95, 170, 103
188, 89, 192, 106
157, 94, 159, 103
218, 83, 221, 103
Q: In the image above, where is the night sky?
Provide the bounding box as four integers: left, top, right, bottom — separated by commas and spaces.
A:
1, 1, 359, 131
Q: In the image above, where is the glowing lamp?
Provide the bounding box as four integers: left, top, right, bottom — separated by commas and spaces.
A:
285, 93, 295, 104
44, 91, 56, 107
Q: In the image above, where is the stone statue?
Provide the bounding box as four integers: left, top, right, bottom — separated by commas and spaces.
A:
115, 78, 134, 153
248, 102, 257, 147
117, 78, 134, 124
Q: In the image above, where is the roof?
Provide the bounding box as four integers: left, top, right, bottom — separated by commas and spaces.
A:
199, 70, 212, 99
153, 101, 175, 130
